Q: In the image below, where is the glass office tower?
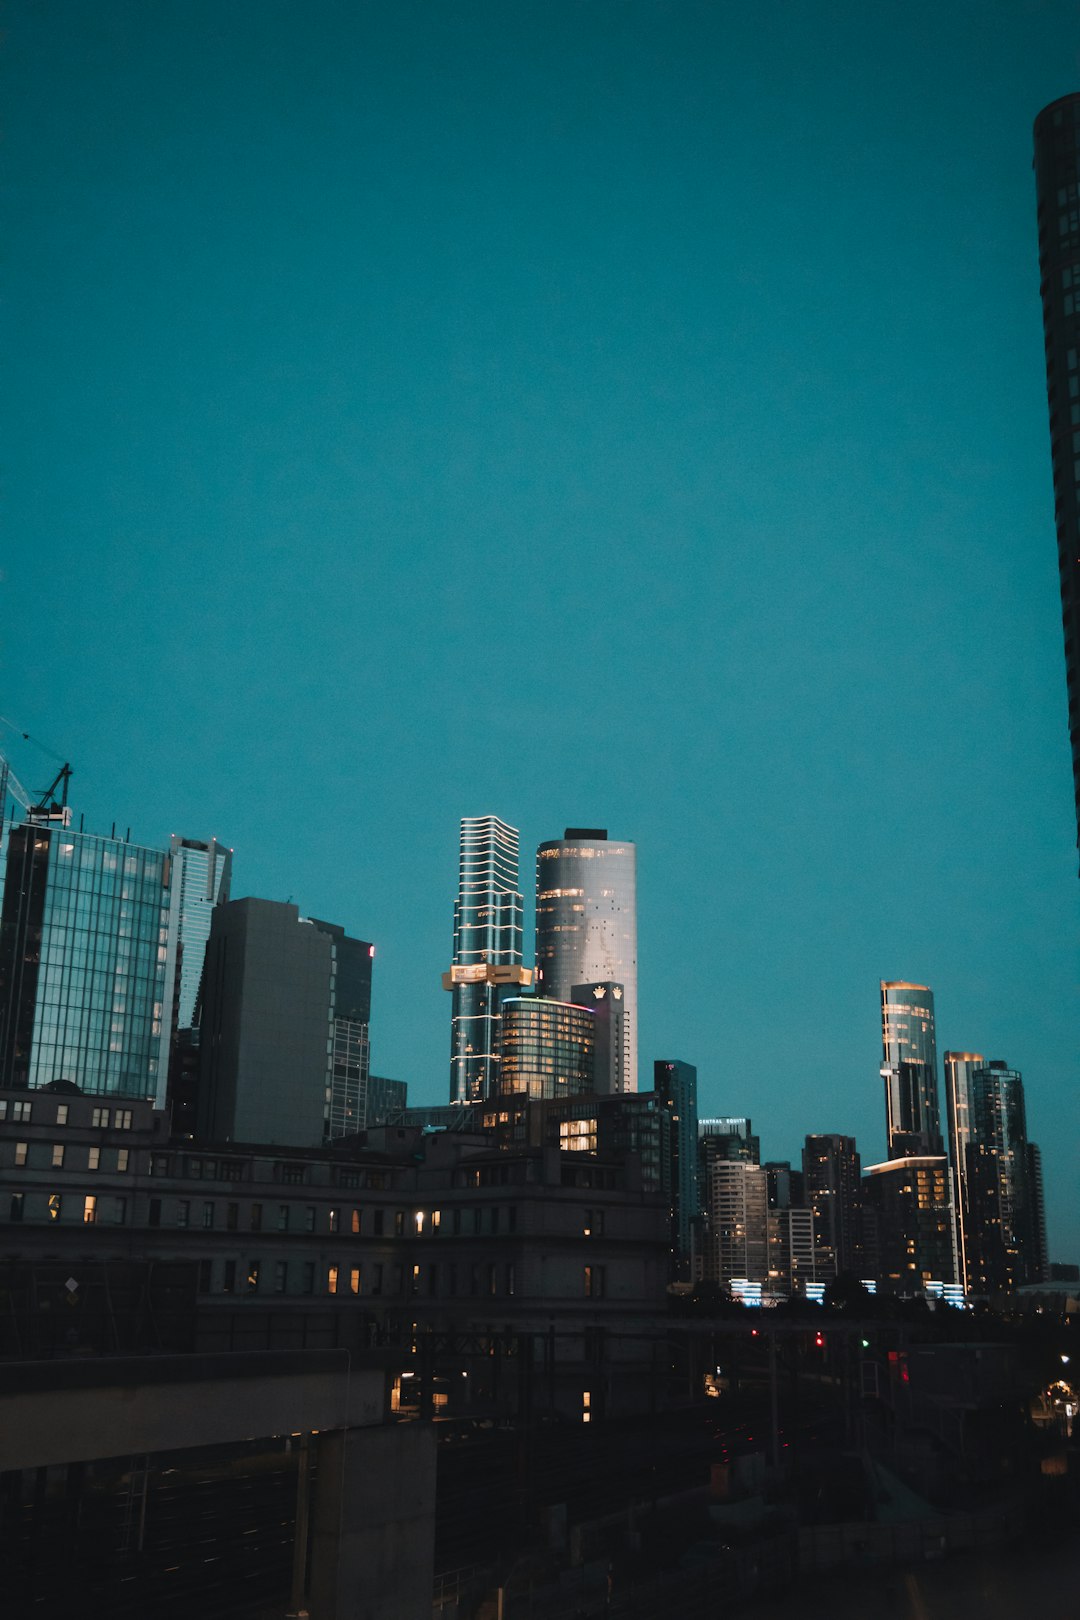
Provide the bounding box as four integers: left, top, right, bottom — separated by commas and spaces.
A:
943, 1050, 984, 1292
0, 820, 173, 1103
880, 980, 942, 1155
535, 829, 637, 1091
166, 836, 232, 1032
966, 1061, 1046, 1292
444, 816, 531, 1104
1033, 93, 1080, 862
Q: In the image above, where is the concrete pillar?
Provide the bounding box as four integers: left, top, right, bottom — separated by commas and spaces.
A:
309, 1423, 437, 1620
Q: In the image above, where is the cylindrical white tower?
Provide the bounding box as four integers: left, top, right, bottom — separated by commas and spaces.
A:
534, 829, 637, 1092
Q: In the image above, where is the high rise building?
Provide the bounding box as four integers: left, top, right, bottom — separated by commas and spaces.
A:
199, 899, 373, 1147
165, 837, 232, 1033
880, 981, 942, 1155
942, 1050, 984, 1293
862, 1153, 956, 1292
572, 981, 627, 1096
444, 816, 531, 1104
653, 1060, 701, 1280
535, 830, 637, 1090
497, 996, 595, 1102
767, 1207, 817, 1295
1033, 93, 1080, 859
0, 818, 174, 1105
698, 1116, 760, 1167
802, 1134, 861, 1278
965, 1060, 1046, 1292
704, 1160, 769, 1285
764, 1161, 804, 1210
164, 836, 232, 1137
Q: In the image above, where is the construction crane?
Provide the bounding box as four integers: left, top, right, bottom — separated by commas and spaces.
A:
0, 718, 73, 826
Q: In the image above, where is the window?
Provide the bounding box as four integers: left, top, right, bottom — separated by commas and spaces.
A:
328, 1208, 339, 1234
246, 1260, 260, 1293
394, 1211, 405, 1238
373, 1210, 384, 1236
115, 1110, 133, 1130
83, 1195, 97, 1224
428, 1264, 439, 1297
349, 1267, 361, 1295
56, 1104, 69, 1126
151, 1153, 170, 1177
351, 1208, 361, 1234
202, 1201, 215, 1229
198, 1260, 212, 1293
431, 1209, 441, 1234
227, 1202, 239, 1232
584, 1209, 604, 1237
111, 1197, 127, 1225
327, 1265, 339, 1295
410, 1264, 420, 1295
278, 1204, 290, 1231
371, 1263, 384, 1296
223, 1260, 237, 1294
14, 1143, 27, 1167
85, 1146, 100, 1172
302, 1262, 315, 1295
487, 1263, 497, 1297
506, 1264, 515, 1296
48, 1194, 62, 1222
177, 1200, 190, 1228
0, 1100, 6, 1120
92, 1108, 110, 1128
149, 1198, 161, 1227
584, 1265, 606, 1299
305, 1206, 316, 1233
12, 1101, 32, 1124
251, 1202, 263, 1232
116, 1149, 129, 1173
274, 1261, 288, 1294
51, 1145, 65, 1169
10, 1193, 23, 1223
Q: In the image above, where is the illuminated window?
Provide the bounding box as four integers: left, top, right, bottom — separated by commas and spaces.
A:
56, 1105, 69, 1126
117, 1149, 129, 1173
327, 1266, 339, 1295
14, 1143, 27, 1167
350, 1267, 361, 1295
83, 1195, 97, 1224
48, 1194, 62, 1222
51, 1145, 65, 1169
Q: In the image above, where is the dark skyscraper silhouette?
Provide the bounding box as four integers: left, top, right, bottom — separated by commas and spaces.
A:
1034, 92, 1080, 860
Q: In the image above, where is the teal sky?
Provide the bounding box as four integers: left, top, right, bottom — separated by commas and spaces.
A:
4, 2, 1079, 1256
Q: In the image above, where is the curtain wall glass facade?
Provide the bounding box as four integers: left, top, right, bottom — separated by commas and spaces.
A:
0, 822, 171, 1101
535, 833, 637, 1091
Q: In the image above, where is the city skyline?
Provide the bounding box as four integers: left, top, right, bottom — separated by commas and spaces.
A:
2, 4, 1078, 1255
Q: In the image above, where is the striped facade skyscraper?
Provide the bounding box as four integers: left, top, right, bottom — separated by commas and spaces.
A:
444, 816, 531, 1104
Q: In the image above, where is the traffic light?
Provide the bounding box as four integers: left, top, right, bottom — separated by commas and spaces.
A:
814, 1331, 825, 1349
